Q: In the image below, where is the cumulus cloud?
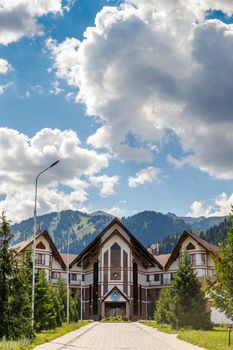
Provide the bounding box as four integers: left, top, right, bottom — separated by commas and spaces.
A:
0, 0, 72, 45
89, 174, 119, 196
187, 192, 233, 217
0, 127, 110, 223
47, 0, 233, 179
128, 166, 160, 187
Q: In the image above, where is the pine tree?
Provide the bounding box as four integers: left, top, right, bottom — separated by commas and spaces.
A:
171, 253, 212, 329
34, 270, 56, 331
0, 213, 14, 338
208, 208, 233, 320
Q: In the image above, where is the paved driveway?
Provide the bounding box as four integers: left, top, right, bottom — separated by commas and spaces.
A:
35, 322, 205, 350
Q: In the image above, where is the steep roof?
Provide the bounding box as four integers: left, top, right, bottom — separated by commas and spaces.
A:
165, 231, 219, 269
155, 254, 171, 268
60, 253, 78, 267
11, 230, 66, 269
70, 218, 163, 269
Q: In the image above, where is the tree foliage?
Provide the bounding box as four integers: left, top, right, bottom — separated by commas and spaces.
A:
155, 252, 212, 329
0, 213, 33, 339
208, 209, 233, 320
0, 213, 80, 340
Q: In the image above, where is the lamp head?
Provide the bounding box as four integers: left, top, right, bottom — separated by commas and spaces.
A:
50, 160, 60, 168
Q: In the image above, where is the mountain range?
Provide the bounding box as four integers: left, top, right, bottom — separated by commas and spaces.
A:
11, 210, 227, 254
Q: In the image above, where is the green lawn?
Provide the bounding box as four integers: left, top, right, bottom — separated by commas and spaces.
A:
0, 321, 89, 350
142, 321, 233, 350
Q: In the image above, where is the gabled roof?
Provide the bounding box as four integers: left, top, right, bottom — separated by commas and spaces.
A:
60, 253, 78, 267
70, 218, 163, 269
101, 286, 129, 302
155, 254, 171, 268
11, 230, 66, 269
165, 231, 219, 269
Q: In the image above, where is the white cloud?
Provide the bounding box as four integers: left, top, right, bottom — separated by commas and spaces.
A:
128, 166, 161, 187
0, 58, 11, 74
89, 174, 119, 197
0, 0, 73, 45
0, 127, 110, 223
47, 0, 233, 180
187, 192, 233, 217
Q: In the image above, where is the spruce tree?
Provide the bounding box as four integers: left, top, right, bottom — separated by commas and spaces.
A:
154, 287, 175, 325
171, 253, 212, 329
34, 270, 56, 331
208, 208, 233, 320
9, 250, 33, 339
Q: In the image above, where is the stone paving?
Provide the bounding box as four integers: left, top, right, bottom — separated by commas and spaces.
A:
35, 322, 205, 350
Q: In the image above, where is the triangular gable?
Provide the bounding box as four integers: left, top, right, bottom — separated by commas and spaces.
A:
165, 231, 219, 270
102, 286, 129, 303
70, 218, 163, 269
11, 230, 66, 270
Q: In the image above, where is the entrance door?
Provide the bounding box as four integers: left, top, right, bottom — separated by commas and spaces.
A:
105, 302, 126, 317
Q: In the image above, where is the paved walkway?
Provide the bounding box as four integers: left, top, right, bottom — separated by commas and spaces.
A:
34, 322, 205, 350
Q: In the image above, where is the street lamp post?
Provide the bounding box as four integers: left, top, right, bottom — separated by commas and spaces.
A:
31, 160, 60, 327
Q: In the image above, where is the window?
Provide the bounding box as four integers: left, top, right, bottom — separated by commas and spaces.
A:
82, 274, 85, 282
201, 254, 206, 265
35, 268, 41, 275
36, 241, 46, 249
103, 250, 108, 294
123, 250, 128, 295
36, 253, 45, 265
133, 262, 138, 315
70, 273, 77, 281
189, 254, 196, 265
154, 274, 160, 282
147, 275, 150, 283
110, 243, 121, 280
186, 242, 195, 250
93, 261, 99, 315
51, 271, 60, 279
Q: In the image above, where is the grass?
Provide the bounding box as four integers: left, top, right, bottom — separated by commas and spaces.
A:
141, 321, 233, 350
0, 321, 89, 350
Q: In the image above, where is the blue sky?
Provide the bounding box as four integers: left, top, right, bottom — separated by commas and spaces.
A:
1, 0, 233, 222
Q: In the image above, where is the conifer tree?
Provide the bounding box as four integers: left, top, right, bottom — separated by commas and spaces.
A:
208, 208, 233, 320
34, 270, 56, 331
9, 250, 33, 339
0, 213, 14, 338
154, 287, 175, 325
171, 253, 212, 329
155, 252, 212, 329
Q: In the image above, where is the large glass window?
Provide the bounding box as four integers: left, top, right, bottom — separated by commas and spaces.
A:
133, 262, 138, 315
123, 250, 128, 295
110, 243, 121, 280
104, 250, 108, 294
93, 261, 98, 315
